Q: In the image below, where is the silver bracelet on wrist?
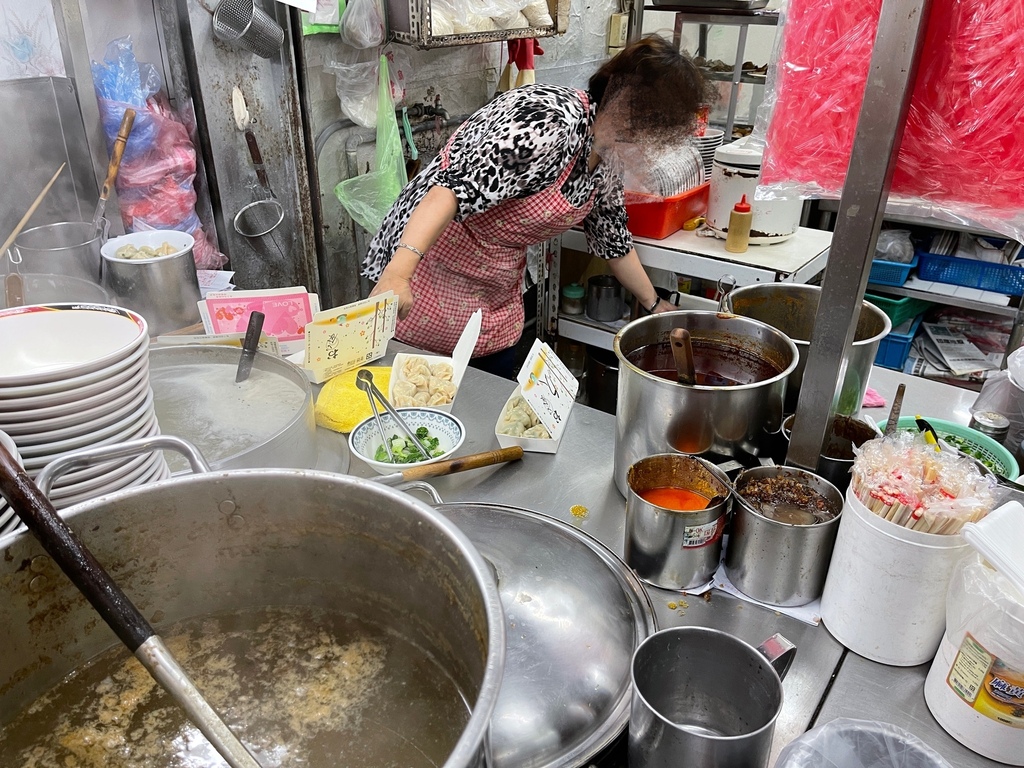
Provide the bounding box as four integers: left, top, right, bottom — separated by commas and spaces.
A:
647, 296, 661, 313
397, 242, 426, 259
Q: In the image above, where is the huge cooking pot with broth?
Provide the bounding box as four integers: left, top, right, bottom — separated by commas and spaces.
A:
613, 311, 798, 496
0, 468, 504, 768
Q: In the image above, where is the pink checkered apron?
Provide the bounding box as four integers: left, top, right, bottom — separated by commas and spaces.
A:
396, 92, 597, 357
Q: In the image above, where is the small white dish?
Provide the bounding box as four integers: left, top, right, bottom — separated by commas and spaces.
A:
0, 340, 148, 404
0, 364, 149, 426
18, 391, 155, 457
0, 304, 148, 387
349, 407, 465, 475
5, 385, 149, 442
21, 408, 158, 471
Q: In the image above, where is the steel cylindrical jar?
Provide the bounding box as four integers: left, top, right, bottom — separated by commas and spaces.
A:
725, 466, 844, 606
625, 454, 733, 590
612, 311, 799, 496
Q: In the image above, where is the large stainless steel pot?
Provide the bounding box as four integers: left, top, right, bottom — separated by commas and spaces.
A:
149, 345, 318, 474
0, 467, 505, 767
613, 311, 798, 496
725, 283, 891, 414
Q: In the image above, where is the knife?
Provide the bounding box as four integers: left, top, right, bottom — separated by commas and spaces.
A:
235, 310, 265, 383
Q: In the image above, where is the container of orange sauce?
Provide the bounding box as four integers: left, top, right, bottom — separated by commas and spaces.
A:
625, 454, 733, 590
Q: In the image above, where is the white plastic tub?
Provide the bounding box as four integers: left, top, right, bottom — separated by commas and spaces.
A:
820, 488, 970, 666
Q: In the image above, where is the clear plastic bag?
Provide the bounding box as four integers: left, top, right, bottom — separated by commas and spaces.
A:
339, 0, 385, 48
875, 230, 915, 264
775, 718, 952, 768
326, 45, 408, 128
971, 346, 1024, 449
91, 37, 225, 268
335, 55, 409, 234
946, 553, 1024, 671
752, 0, 1024, 244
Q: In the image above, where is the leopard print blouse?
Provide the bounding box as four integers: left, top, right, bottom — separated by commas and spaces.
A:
362, 83, 632, 281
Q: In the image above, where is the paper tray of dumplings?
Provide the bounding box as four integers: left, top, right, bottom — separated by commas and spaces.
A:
389, 310, 481, 413
495, 339, 577, 454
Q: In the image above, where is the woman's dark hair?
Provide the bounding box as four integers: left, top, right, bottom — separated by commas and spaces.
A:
589, 35, 712, 136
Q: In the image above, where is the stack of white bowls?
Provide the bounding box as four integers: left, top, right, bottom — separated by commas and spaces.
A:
0, 429, 24, 536
693, 128, 725, 181
0, 304, 169, 517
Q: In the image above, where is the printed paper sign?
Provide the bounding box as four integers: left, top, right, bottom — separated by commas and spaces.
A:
517, 339, 579, 440
304, 292, 399, 383
199, 287, 319, 356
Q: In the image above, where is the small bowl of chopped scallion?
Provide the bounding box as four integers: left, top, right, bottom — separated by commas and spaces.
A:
349, 407, 465, 474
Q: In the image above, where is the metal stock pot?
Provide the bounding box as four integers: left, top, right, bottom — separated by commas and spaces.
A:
613, 311, 798, 496
0, 458, 504, 767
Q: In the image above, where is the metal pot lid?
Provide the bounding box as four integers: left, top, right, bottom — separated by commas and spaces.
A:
436, 502, 657, 768
713, 135, 764, 168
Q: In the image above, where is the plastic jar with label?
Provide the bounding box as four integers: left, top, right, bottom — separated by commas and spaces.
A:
561, 283, 585, 315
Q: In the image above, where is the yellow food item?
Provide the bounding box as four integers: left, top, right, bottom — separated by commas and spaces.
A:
315, 366, 391, 433
114, 241, 178, 260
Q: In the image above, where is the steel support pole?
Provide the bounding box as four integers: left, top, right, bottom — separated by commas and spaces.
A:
786, 0, 933, 470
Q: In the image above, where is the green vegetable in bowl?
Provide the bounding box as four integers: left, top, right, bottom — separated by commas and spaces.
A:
374, 426, 444, 463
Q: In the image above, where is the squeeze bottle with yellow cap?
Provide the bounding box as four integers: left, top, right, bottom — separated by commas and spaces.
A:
724, 194, 753, 253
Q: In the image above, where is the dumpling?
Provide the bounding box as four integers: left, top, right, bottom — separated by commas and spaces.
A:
401, 356, 432, 379
505, 405, 533, 429
428, 391, 449, 406
430, 362, 454, 381
394, 395, 417, 407
427, 376, 444, 394
433, 379, 457, 400
498, 420, 526, 437
413, 391, 430, 406
406, 372, 429, 389
393, 380, 418, 399
523, 424, 551, 440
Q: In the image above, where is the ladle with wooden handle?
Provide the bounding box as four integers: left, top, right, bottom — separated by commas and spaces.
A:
91, 108, 136, 232
4, 163, 66, 308
670, 328, 697, 385
0, 443, 265, 768
373, 446, 525, 486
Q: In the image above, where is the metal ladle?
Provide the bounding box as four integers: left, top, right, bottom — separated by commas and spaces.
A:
355, 369, 433, 459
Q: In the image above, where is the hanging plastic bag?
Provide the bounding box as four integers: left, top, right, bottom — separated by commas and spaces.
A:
326, 45, 408, 128
91, 37, 226, 269
335, 55, 409, 234
340, 0, 385, 48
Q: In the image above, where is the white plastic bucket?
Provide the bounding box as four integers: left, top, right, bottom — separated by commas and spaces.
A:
925, 634, 1024, 765
820, 488, 970, 666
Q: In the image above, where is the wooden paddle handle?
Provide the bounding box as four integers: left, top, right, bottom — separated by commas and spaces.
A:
100, 108, 136, 201
0, 442, 153, 652
400, 446, 525, 481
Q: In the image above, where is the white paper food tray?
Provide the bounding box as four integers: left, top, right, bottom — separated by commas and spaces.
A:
494, 339, 577, 454
388, 310, 481, 413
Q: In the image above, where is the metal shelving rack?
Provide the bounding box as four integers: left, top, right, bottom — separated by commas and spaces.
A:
629, 5, 779, 139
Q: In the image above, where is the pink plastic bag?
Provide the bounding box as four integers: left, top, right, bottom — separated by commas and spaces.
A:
756, 0, 1024, 243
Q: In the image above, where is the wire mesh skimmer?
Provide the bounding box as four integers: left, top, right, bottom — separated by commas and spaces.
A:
212, 0, 285, 60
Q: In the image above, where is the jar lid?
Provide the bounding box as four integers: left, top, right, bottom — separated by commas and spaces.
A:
562, 282, 585, 299
713, 136, 764, 169
970, 410, 1010, 436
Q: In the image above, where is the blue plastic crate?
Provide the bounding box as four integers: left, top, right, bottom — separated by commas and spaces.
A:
869, 254, 918, 287
917, 251, 1024, 296
874, 314, 924, 370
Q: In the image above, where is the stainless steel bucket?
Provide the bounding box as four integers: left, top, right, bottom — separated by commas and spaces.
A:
625, 454, 732, 590
725, 465, 844, 606
0, 273, 110, 309
781, 413, 879, 494
629, 628, 796, 768
13, 219, 108, 284
0, 467, 504, 767
101, 231, 202, 336
725, 283, 891, 414
149, 345, 318, 474
612, 311, 799, 496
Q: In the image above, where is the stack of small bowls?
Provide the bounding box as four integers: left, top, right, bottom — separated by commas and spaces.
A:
0, 304, 169, 516
693, 128, 725, 180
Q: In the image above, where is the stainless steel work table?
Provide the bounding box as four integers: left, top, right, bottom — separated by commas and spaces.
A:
345, 348, 997, 767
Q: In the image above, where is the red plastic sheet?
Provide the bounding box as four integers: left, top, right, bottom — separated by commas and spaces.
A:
759, 0, 1024, 241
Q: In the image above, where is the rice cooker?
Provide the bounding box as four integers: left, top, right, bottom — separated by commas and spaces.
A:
707, 136, 802, 244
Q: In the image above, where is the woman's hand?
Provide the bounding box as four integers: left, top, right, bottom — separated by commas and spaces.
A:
370, 268, 414, 319
652, 297, 675, 314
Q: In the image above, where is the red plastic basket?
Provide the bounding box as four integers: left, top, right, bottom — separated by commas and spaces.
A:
625, 182, 710, 240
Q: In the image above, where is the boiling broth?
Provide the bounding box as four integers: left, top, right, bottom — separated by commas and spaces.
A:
639, 487, 711, 511
0, 606, 470, 768
626, 340, 781, 386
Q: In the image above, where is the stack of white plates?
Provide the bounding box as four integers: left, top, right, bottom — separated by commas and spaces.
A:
0, 304, 169, 515
0, 429, 24, 536
692, 128, 725, 180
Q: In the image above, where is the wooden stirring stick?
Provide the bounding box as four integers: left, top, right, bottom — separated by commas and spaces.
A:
670, 328, 697, 385
1, 163, 66, 256
884, 383, 906, 437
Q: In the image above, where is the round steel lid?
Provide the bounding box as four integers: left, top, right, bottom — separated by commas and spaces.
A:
713, 135, 764, 168
437, 502, 657, 768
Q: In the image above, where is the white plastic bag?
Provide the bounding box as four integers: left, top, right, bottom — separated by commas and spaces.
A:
775, 719, 952, 768
340, 0, 385, 48
875, 230, 915, 264
326, 45, 409, 128
971, 346, 1024, 450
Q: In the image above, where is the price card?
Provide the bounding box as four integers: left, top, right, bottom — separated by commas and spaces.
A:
199, 286, 319, 356
304, 292, 398, 383
517, 338, 579, 441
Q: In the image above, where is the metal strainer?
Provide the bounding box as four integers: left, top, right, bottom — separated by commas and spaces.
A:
234, 197, 284, 238
212, 0, 285, 59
